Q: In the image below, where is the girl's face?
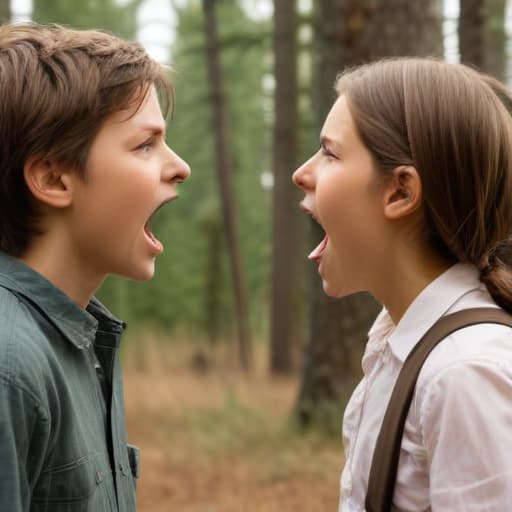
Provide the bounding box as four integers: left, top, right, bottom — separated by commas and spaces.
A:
293, 95, 386, 298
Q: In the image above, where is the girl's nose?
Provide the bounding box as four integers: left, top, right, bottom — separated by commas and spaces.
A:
292, 158, 315, 190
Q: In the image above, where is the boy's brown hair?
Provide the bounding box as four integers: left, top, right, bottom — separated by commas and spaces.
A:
0, 23, 173, 257
336, 58, 512, 312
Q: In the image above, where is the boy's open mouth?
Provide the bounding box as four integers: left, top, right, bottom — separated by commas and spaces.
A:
144, 221, 163, 253
143, 197, 176, 254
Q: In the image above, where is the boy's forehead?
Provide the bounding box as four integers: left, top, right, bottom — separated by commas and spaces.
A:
105, 87, 165, 129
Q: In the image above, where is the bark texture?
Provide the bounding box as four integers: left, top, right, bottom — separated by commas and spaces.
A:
203, 0, 252, 370
270, 0, 302, 374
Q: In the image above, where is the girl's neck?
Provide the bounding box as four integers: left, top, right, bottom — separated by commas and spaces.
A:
373, 246, 454, 325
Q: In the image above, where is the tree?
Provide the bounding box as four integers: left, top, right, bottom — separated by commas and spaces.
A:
296, 0, 444, 431
202, 0, 252, 371
459, 0, 487, 69
270, 0, 302, 374
486, 0, 507, 81
352, 0, 443, 60
458, 0, 507, 81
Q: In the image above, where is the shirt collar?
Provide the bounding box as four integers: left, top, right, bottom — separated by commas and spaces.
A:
372, 263, 485, 362
0, 251, 124, 349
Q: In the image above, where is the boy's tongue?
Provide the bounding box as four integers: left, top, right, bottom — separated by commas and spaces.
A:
144, 223, 163, 253
308, 235, 328, 261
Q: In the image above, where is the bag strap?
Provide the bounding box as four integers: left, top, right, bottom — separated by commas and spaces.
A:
365, 307, 512, 512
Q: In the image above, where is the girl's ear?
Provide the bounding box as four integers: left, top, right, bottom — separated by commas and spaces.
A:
383, 165, 422, 220
23, 157, 74, 209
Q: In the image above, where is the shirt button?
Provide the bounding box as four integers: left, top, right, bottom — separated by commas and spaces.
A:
341, 470, 352, 496
96, 471, 104, 484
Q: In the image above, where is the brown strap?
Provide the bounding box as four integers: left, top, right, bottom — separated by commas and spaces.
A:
365, 307, 512, 512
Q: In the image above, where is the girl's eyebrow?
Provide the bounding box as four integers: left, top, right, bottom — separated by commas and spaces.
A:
320, 135, 343, 153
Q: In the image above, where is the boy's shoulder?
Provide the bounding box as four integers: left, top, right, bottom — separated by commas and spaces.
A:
0, 285, 61, 401
0, 283, 39, 346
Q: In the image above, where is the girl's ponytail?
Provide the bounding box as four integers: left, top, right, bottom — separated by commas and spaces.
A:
479, 238, 512, 313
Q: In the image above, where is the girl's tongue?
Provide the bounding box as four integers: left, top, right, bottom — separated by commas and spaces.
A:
308, 235, 328, 262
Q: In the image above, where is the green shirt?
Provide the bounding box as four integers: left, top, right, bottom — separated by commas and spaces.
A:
0, 251, 138, 511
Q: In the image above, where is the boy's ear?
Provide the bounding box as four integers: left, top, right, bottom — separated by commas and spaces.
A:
383, 166, 422, 219
23, 157, 74, 208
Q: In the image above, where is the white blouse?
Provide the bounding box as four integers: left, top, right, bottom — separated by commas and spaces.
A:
339, 263, 512, 511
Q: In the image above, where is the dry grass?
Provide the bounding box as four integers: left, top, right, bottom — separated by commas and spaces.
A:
123, 335, 344, 511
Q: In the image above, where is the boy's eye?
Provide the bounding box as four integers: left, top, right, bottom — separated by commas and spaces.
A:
136, 137, 155, 153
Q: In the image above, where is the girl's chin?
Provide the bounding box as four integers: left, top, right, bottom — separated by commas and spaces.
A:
321, 279, 342, 298
321, 276, 354, 299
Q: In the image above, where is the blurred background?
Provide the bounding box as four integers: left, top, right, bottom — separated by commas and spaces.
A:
6, 0, 511, 510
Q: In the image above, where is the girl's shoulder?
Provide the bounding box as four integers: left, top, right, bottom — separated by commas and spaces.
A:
415, 320, 512, 409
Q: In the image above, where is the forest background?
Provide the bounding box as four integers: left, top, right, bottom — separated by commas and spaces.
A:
4, 0, 509, 510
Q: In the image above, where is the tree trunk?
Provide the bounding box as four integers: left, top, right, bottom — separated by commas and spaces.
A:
270, 0, 301, 375
353, 0, 443, 60
485, 0, 506, 81
459, 0, 487, 69
296, 0, 443, 430
202, 0, 252, 371
0, 0, 10, 24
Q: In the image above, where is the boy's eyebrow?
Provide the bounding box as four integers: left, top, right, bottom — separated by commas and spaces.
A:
136, 123, 166, 135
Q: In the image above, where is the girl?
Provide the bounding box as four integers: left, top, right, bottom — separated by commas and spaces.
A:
293, 58, 512, 511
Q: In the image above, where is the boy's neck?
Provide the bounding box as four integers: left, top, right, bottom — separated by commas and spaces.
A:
20, 235, 105, 309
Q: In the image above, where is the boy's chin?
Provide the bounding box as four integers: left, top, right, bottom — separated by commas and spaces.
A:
118, 262, 156, 282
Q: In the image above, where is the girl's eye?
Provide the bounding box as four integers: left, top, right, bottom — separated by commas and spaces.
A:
321, 146, 337, 160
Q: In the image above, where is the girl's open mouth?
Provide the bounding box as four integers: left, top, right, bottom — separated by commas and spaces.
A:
299, 204, 328, 263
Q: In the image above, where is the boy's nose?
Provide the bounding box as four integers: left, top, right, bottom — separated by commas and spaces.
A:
164, 149, 191, 183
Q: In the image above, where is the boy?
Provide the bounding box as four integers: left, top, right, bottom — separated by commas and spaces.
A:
0, 23, 190, 511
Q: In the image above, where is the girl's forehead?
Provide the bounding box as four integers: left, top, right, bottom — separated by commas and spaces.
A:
322, 96, 357, 142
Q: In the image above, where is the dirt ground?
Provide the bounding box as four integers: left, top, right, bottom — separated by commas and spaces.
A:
123, 337, 343, 512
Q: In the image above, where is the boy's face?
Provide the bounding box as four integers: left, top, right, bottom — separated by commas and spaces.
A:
66, 86, 190, 282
